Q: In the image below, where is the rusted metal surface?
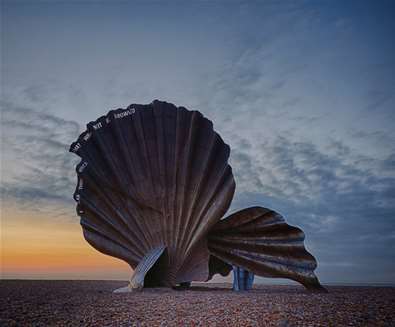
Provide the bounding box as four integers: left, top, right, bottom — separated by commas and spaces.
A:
70, 100, 326, 292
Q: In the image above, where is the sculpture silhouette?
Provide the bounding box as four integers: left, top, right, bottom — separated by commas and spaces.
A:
70, 100, 326, 292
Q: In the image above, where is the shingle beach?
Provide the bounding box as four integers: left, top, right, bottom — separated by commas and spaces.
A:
1, 280, 394, 326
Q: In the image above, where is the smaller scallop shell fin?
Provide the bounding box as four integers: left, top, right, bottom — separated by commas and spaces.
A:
208, 206, 327, 292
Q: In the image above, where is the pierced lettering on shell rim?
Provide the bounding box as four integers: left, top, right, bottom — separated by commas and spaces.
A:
93, 122, 103, 130
72, 143, 81, 153
114, 108, 135, 119
78, 161, 88, 173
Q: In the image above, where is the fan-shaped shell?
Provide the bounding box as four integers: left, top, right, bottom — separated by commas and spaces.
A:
70, 100, 236, 286
208, 207, 326, 292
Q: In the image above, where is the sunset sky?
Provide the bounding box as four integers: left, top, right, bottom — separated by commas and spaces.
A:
1, 1, 394, 284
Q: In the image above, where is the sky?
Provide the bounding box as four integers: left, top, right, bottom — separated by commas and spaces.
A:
1, 0, 395, 284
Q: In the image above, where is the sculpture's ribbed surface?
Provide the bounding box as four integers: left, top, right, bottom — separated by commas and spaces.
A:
70, 100, 326, 292
208, 207, 326, 291
70, 100, 235, 286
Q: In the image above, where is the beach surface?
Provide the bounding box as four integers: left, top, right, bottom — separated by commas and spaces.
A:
1, 280, 394, 326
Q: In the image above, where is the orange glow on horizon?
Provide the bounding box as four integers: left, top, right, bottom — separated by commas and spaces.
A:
1, 206, 131, 280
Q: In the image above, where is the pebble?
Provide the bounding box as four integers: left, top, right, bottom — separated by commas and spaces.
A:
0, 281, 394, 326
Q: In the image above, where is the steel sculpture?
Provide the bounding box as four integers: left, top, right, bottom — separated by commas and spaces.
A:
70, 100, 326, 292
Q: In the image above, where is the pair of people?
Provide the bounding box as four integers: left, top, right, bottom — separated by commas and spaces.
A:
232, 266, 254, 291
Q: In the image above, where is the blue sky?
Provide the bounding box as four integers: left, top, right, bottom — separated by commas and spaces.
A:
1, 0, 395, 283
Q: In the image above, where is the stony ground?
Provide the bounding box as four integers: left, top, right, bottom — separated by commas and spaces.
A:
0, 280, 394, 326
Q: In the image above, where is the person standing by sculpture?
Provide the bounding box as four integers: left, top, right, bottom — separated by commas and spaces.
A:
232, 266, 254, 291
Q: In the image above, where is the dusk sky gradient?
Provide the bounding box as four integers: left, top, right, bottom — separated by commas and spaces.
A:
1, 1, 395, 284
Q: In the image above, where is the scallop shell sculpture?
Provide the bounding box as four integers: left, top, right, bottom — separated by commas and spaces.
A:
70, 100, 326, 292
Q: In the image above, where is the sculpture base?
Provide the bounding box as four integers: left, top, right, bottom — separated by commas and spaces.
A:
113, 285, 134, 293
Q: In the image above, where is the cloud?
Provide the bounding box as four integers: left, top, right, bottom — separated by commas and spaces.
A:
1, 101, 81, 218
227, 133, 395, 282
229, 132, 395, 220
1, 0, 394, 283
183, 5, 395, 283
